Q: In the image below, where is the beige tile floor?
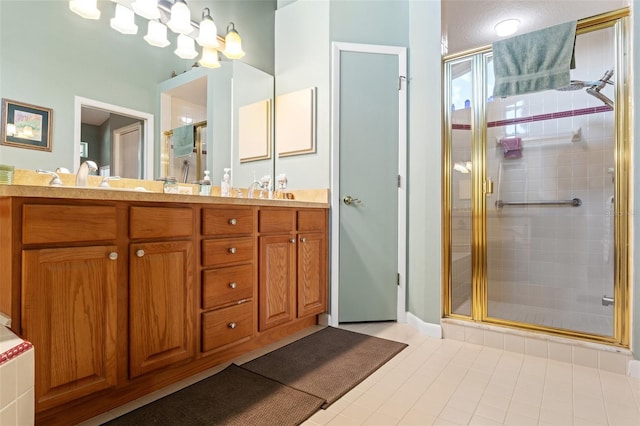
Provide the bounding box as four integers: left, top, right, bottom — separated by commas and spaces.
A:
83, 322, 640, 426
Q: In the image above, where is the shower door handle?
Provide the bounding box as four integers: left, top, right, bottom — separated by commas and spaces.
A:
484, 179, 494, 195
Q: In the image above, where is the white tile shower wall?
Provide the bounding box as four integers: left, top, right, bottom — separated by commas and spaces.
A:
0, 327, 35, 425
484, 27, 617, 335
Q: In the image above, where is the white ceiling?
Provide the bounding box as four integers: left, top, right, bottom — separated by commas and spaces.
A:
442, 0, 630, 55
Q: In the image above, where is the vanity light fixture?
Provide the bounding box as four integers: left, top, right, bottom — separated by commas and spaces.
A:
196, 8, 219, 48
167, 0, 193, 35
144, 20, 170, 47
222, 22, 245, 59
175, 34, 198, 59
199, 47, 221, 68
110, 4, 138, 35
68, 0, 245, 64
69, 0, 100, 20
131, 0, 161, 20
494, 19, 520, 37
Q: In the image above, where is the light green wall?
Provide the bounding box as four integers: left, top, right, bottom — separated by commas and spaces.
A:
0, 1, 275, 173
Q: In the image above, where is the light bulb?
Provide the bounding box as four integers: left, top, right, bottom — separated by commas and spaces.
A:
69, 0, 101, 20
131, 0, 161, 20
167, 0, 193, 35
222, 22, 245, 59
174, 34, 198, 59
199, 47, 221, 68
144, 20, 170, 48
196, 8, 219, 48
110, 4, 138, 35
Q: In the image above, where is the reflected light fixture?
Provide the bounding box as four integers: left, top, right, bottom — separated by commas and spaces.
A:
199, 47, 221, 68
110, 4, 138, 35
494, 19, 520, 37
144, 20, 170, 47
175, 34, 198, 59
196, 8, 219, 48
131, 0, 161, 20
6, 123, 16, 137
69, 0, 100, 20
167, 0, 193, 35
222, 22, 245, 59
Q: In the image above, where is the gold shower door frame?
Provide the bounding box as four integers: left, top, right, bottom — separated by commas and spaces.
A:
442, 9, 631, 348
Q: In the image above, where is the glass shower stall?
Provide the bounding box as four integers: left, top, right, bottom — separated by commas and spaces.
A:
443, 9, 631, 347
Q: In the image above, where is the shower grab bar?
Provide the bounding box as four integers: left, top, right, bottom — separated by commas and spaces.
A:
495, 198, 582, 208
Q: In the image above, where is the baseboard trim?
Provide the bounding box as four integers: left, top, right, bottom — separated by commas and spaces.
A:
406, 312, 442, 338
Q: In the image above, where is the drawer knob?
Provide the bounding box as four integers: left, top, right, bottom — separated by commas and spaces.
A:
109, 252, 118, 260
229, 282, 237, 289
300, 237, 307, 243
229, 218, 237, 225
136, 249, 145, 257
290, 238, 296, 244
228, 322, 237, 329
228, 247, 237, 254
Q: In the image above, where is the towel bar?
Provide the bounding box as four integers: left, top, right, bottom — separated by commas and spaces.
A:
495, 198, 582, 208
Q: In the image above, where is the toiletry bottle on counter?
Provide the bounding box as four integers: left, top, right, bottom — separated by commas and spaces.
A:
199, 170, 212, 195
221, 168, 231, 196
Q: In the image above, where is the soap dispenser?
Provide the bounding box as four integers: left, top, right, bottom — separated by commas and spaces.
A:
200, 170, 212, 196
221, 168, 231, 197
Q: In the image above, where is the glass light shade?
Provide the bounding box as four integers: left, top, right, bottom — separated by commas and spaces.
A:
196, 10, 219, 48
69, 0, 101, 20
199, 47, 220, 68
131, 0, 160, 20
222, 23, 245, 59
174, 34, 198, 59
110, 4, 138, 35
494, 19, 520, 37
167, 0, 193, 35
144, 20, 170, 48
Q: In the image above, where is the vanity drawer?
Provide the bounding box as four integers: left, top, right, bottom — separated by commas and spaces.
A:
130, 206, 193, 239
23, 204, 117, 244
202, 207, 254, 236
201, 302, 253, 353
258, 209, 295, 233
297, 209, 326, 232
202, 264, 253, 309
202, 237, 254, 267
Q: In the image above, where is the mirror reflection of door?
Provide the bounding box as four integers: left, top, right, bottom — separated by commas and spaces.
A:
80, 106, 144, 177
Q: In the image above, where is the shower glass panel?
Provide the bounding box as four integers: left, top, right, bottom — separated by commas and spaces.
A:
448, 59, 473, 316
484, 26, 616, 337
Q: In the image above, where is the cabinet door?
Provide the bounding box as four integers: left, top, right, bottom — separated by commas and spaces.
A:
258, 235, 296, 331
22, 246, 118, 412
129, 240, 195, 378
297, 232, 327, 318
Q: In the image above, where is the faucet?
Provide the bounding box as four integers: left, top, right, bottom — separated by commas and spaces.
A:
99, 176, 121, 188
36, 169, 63, 186
247, 175, 271, 199
76, 160, 98, 187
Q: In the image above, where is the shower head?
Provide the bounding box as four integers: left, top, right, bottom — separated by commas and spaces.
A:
556, 69, 614, 108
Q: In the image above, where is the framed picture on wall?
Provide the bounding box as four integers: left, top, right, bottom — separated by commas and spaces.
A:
1, 98, 52, 152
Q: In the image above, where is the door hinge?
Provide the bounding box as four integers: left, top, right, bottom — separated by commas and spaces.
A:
397, 175, 401, 188
398, 75, 406, 90
396, 273, 400, 286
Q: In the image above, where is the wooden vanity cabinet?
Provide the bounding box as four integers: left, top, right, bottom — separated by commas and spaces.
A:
258, 208, 328, 331
20, 203, 119, 412
200, 206, 256, 354
128, 207, 196, 378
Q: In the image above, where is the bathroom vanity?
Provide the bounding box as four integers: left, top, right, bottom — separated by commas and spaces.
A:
0, 185, 328, 425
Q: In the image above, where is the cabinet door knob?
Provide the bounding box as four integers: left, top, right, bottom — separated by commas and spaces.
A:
228, 247, 237, 254
300, 237, 307, 243
290, 238, 296, 244
229, 218, 237, 225
228, 322, 237, 329
109, 252, 118, 260
229, 282, 237, 289
136, 249, 145, 257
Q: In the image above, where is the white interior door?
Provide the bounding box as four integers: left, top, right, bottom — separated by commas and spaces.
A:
331, 43, 407, 324
113, 123, 142, 179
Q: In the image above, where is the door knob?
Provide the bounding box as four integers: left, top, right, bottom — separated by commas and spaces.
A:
136, 249, 145, 257
343, 195, 362, 206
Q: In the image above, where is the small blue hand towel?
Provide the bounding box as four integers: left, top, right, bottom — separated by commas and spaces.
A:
172, 124, 194, 158
501, 137, 522, 159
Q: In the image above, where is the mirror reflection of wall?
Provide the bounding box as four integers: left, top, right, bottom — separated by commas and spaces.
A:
80, 107, 145, 178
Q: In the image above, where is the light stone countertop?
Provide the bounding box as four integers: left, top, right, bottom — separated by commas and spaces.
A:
0, 184, 329, 208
